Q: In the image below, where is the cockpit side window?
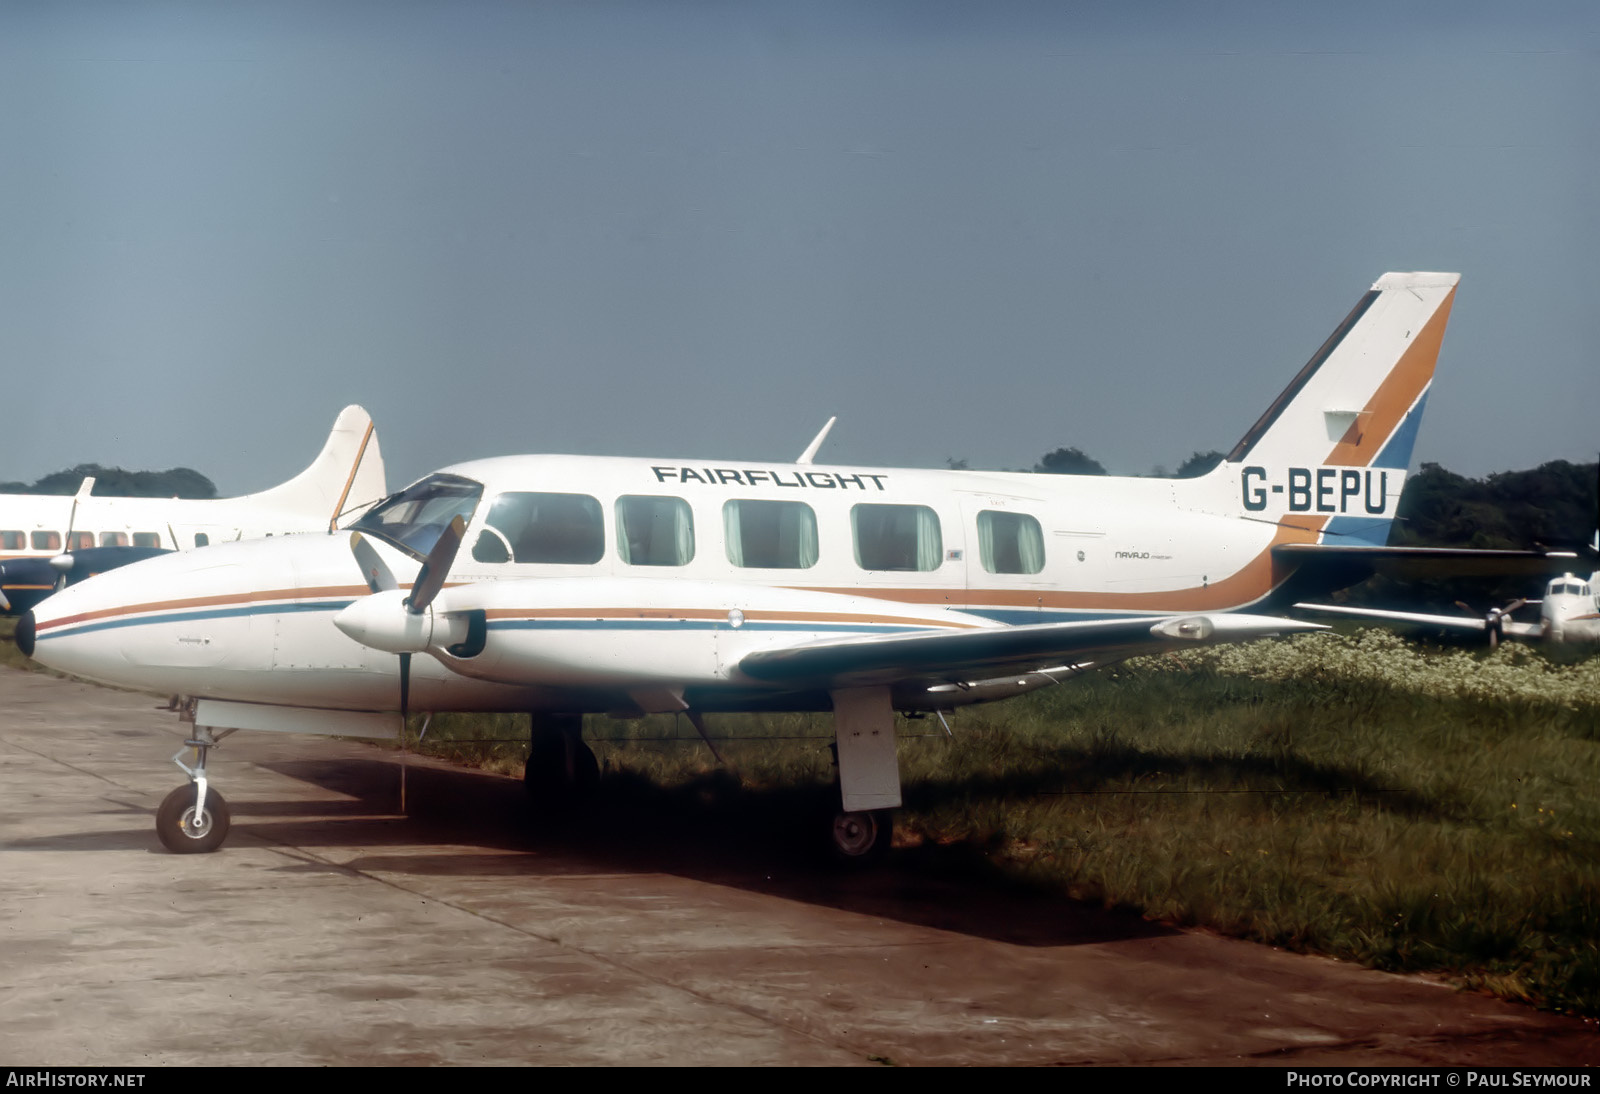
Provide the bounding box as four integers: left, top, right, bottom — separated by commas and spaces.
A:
349, 473, 484, 559
616, 495, 694, 566
471, 492, 605, 565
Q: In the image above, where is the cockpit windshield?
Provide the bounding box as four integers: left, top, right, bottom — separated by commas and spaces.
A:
347, 473, 483, 558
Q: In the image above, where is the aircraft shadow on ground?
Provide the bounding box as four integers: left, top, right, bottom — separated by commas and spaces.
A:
233, 755, 1172, 948
14, 738, 1467, 947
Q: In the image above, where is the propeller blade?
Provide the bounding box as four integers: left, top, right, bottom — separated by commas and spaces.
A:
399, 651, 411, 719
349, 532, 398, 594
407, 515, 466, 616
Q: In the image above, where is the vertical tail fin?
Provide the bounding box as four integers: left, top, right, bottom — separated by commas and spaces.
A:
242, 406, 388, 529
1212, 272, 1459, 545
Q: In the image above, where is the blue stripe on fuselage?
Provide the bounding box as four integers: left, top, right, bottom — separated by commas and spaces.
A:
37, 599, 356, 642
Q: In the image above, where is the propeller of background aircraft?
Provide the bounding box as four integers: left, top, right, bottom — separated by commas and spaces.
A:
1453, 598, 1529, 648
46, 477, 95, 590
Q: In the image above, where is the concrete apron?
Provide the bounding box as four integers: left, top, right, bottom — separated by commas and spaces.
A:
1, 667, 1594, 1066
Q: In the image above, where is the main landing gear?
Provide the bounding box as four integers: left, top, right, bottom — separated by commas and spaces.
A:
825, 686, 902, 864
524, 713, 599, 808
156, 724, 235, 853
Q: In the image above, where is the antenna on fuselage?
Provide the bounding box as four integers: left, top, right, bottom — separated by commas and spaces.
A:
796, 416, 836, 466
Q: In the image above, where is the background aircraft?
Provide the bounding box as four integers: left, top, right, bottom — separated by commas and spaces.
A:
0, 406, 386, 614
1298, 568, 1599, 646
22, 272, 1582, 862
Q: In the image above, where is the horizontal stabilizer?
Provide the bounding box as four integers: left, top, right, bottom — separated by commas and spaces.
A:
1274, 543, 1583, 582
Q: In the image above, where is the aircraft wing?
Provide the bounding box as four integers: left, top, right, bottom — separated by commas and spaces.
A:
1274, 543, 1585, 582
738, 613, 1322, 689
1294, 602, 1543, 639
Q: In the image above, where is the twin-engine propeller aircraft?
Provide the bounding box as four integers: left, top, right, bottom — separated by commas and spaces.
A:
1297, 567, 1600, 646
0, 407, 386, 614
22, 271, 1572, 860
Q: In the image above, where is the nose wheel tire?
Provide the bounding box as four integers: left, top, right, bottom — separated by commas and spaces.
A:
156, 785, 231, 854
830, 809, 892, 864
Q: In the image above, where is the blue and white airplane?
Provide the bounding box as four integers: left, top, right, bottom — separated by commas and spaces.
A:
21, 272, 1569, 860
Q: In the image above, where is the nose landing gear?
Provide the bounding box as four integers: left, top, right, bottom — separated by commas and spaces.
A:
156, 724, 235, 853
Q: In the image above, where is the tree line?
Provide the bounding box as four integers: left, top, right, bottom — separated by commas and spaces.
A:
0, 463, 218, 499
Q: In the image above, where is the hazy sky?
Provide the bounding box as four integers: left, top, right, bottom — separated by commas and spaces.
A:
2, 1, 1595, 494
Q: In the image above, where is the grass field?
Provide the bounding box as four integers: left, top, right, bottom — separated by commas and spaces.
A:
6, 613, 1598, 1013
409, 630, 1600, 1014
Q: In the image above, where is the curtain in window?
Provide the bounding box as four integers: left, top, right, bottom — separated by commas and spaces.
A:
915, 507, 942, 571
723, 502, 745, 567
1016, 515, 1045, 574
791, 505, 819, 568
976, 511, 998, 573
672, 502, 695, 565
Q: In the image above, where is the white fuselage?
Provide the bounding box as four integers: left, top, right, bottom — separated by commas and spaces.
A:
27, 453, 1350, 715
0, 490, 337, 557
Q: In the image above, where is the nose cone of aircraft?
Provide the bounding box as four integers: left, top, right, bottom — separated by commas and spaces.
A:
24, 533, 370, 689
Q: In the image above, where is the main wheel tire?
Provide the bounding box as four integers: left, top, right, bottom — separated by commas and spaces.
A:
156, 784, 230, 854
829, 808, 892, 864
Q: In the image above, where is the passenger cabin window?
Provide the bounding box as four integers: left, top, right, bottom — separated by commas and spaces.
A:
616, 495, 694, 566
1, 531, 23, 551
132, 532, 161, 549
100, 532, 128, 548
977, 511, 1046, 574
723, 500, 817, 569
194, 533, 209, 547
851, 504, 942, 572
32, 531, 60, 551
471, 492, 604, 565
67, 531, 95, 551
